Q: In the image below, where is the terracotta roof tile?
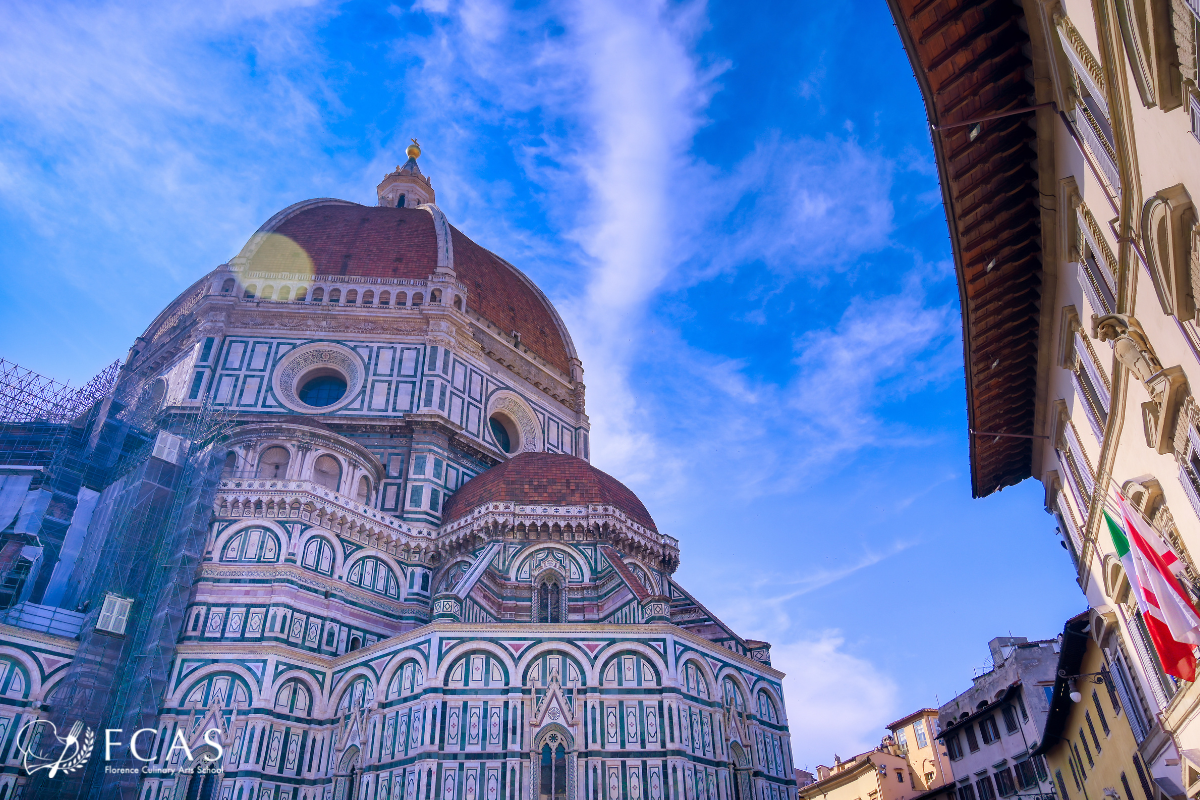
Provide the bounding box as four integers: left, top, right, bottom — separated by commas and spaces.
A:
251, 203, 572, 376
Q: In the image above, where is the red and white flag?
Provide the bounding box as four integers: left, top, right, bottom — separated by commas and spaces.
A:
1111, 495, 1200, 680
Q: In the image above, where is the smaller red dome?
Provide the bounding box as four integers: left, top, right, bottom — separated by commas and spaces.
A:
442, 452, 656, 531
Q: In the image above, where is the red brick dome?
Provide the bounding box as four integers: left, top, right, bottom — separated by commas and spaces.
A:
442, 452, 656, 531
237, 200, 576, 377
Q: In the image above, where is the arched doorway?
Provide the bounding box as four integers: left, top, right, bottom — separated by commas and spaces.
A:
182, 748, 221, 800
533, 727, 574, 800
729, 742, 752, 800
333, 745, 362, 800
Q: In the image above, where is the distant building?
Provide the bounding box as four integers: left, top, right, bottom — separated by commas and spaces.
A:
886, 709, 954, 793
801, 708, 954, 800
800, 744, 926, 800
937, 637, 1059, 800
796, 770, 816, 788
1034, 615, 1165, 800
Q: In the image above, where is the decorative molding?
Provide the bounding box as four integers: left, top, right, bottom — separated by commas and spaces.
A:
271, 341, 365, 413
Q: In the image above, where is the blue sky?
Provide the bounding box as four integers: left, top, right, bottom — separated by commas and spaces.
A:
0, 0, 1084, 766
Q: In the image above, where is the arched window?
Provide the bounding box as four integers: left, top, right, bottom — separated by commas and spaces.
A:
274, 678, 312, 717
398, 193, 406, 208
430, 289, 442, 304
756, 691, 778, 723
277, 286, 291, 302
389, 660, 425, 699
181, 673, 251, 710
349, 636, 362, 652
221, 528, 281, 563
453, 295, 463, 311
413, 292, 424, 306
295, 286, 308, 302
379, 291, 391, 307
312, 287, 324, 302
261, 285, 275, 300
312, 454, 342, 492
723, 677, 746, 711
329, 289, 341, 304
301, 537, 335, 576
396, 292, 408, 307
537, 579, 562, 623
257, 446, 290, 478
356, 476, 371, 505
244, 285, 257, 299
221, 278, 235, 293
362, 290, 374, 306
336, 676, 374, 716
683, 661, 710, 699
347, 556, 400, 598
539, 743, 567, 800
346, 289, 358, 305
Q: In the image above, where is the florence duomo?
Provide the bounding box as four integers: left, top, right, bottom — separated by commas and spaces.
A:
0, 142, 795, 800
16, 0, 1200, 794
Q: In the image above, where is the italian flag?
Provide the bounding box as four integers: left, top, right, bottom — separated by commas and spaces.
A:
1105, 497, 1200, 681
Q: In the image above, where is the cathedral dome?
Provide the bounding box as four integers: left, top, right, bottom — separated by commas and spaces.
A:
441, 452, 656, 531
231, 199, 577, 377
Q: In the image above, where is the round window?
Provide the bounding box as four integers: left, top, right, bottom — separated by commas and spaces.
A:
299, 374, 347, 407
489, 415, 515, 453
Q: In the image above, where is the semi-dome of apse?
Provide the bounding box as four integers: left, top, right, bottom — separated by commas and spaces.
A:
441, 451, 657, 531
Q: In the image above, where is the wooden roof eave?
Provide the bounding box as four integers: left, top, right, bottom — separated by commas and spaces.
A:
885, 0, 1049, 498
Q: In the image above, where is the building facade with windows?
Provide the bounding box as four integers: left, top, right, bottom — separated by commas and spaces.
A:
799, 744, 928, 800
0, 146, 796, 800
885, 710, 953, 795
887, 0, 1200, 794
935, 638, 1058, 800
1035, 615, 1156, 800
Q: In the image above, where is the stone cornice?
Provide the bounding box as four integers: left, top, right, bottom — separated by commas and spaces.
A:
213, 482, 436, 554
439, 501, 680, 569
0, 622, 80, 653
198, 561, 430, 618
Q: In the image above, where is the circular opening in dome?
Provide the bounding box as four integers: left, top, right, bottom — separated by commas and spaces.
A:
299, 373, 347, 407
489, 414, 517, 453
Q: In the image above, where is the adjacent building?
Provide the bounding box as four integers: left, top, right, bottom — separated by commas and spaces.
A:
0, 147, 797, 800
800, 709, 953, 800
800, 744, 927, 800
1035, 614, 1156, 800
887, 0, 1200, 793
886, 710, 953, 795
936, 637, 1059, 800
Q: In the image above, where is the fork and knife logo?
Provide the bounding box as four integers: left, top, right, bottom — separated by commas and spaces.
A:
15, 719, 96, 777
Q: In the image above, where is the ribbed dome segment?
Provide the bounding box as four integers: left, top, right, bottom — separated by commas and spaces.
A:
246, 202, 574, 376
442, 452, 656, 531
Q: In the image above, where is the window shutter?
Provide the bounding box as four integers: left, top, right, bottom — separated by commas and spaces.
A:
97, 595, 115, 632
112, 598, 131, 635
1056, 20, 1110, 118
1074, 332, 1110, 412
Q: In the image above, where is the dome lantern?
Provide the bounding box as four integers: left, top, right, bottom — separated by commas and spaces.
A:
377, 138, 435, 208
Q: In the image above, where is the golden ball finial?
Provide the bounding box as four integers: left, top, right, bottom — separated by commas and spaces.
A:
406, 138, 421, 159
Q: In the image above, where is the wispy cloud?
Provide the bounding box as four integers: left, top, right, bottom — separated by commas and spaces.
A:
707, 541, 915, 638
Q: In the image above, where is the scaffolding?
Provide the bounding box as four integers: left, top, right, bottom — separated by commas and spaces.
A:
21, 392, 234, 799
0, 357, 236, 799
0, 358, 121, 609
0, 358, 121, 426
